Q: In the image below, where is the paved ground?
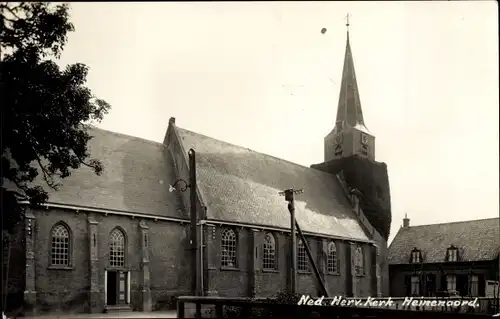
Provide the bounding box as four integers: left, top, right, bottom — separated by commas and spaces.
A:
11, 310, 177, 319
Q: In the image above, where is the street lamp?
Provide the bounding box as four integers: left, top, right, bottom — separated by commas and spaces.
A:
167, 148, 201, 297
169, 179, 190, 193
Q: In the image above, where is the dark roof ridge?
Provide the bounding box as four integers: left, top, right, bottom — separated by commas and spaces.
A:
403, 217, 499, 229
176, 126, 333, 176
87, 125, 165, 147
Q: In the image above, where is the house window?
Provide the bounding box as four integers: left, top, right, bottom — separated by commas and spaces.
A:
354, 245, 364, 276
470, 275, 479, 296
447, 247, 458, 262
109, 228, 126, 268
411, 249, 421, 263
297, 239, 309, 272
51, 223, 71, 266
411, 276, 420, 296
447, 275, 457, 292
327, 241, 338, 274
262, 233, 276, 270
221, 228, 237, 268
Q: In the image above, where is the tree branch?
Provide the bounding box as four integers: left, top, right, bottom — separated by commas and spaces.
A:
79, 159, 95, 169
2, 16, 16, 23
31, 146, 59, 190
0, 4, 22, 20
10, 189, 28, 200
11, 177, 28, 195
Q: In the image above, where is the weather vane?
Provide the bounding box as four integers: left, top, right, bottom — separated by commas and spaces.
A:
320, 13, 351, 35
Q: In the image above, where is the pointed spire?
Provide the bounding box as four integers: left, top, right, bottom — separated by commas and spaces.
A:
335, 14, 368, 131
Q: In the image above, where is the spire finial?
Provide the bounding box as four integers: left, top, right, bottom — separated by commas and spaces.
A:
405, 213, 408, 219
345, 13, 350, 30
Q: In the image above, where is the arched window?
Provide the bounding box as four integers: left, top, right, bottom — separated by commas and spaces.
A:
221, 228, 237, 268
327, 241, 338, 274
51, 223, 71, 266
354, 245, 364, 276
109, 228, 126, 268
262, 233, 276, 270
297, 239, 309, 272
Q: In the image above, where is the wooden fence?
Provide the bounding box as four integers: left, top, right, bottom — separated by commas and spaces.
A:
177, 296, 499, 319
326, 296, 499, 313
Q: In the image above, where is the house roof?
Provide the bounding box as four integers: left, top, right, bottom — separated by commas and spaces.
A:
388, 217, 500, 264
174, 126, 370, 241
27, 127, 185, 219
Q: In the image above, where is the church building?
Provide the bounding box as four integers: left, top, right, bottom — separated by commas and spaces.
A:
5, 26, 392, 315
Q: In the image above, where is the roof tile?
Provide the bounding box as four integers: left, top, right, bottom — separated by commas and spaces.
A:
388, 218, 499, 264
32, 127, 184, 218
175, 126, 370, 241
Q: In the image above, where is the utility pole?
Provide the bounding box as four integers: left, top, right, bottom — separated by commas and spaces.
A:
497, 211, 500, 313
279, 188, 302, 293
279, 188, 329, 297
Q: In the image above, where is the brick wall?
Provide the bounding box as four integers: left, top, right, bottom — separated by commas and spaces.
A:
29, 206, 377, 315
148, 220, 192, 307
31, 208, 191, 314
2, 221, 25, 313
205, 226, 374, 298
34, 208, 90, 313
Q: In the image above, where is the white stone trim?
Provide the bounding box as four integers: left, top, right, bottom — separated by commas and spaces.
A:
20, 202, 374, 244
20, 201, 188, 223
104, 270, 108, 305
126, 271, 131, 304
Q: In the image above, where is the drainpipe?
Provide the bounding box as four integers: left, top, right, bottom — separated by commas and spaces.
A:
188, 149, 198, 296
197, 219, 214, 297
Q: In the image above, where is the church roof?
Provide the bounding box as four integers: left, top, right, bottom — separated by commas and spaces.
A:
21, 123, 370, 241
388, 217, 499, 265
28, 127, 185, 219
174, 125, 370, 241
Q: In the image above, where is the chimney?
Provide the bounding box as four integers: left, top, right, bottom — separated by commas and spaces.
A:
169, 117, 176, 125
403, 213, 410, 228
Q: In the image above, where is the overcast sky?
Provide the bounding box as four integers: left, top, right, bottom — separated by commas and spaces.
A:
57, 2, 499, 242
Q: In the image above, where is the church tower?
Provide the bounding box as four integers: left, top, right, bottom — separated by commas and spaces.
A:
313, 17, 391, 296
324, 18, 375, 162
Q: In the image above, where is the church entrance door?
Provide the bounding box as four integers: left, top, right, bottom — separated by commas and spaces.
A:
106, 271, 118, 305
105, 270, 129, 306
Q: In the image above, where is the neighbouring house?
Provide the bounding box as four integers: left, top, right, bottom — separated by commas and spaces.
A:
388, 215, 499, 298
2, 26, 392, 315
